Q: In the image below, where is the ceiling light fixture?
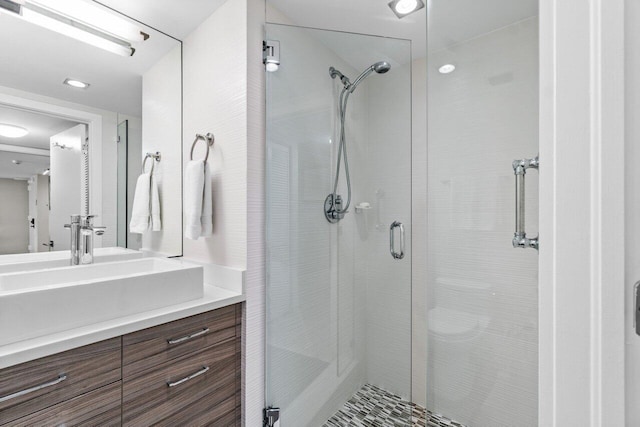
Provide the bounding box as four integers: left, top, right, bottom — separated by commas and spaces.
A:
63, 78, 90, 89
438, 64, 456, 74
388, 0, 425, 18
0, 123, 29, 138
0, 0, 147, 57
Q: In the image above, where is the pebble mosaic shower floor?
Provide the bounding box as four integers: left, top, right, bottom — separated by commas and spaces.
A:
323, 384, 466, 427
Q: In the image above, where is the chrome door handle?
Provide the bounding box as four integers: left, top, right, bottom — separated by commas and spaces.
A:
390, 221, 405, 260
512, 155, 539, 250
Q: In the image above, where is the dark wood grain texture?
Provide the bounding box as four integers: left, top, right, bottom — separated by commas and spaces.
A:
0, 303, 242, 426
0, 338, 121, 425
123, 304, 239, 378
6, 382, 122, 427
123, 337, 240, 426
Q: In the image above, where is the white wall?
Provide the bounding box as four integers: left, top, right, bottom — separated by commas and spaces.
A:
427, 17, 539, 426
142, 46, 182, 256
0, 179, 28, 254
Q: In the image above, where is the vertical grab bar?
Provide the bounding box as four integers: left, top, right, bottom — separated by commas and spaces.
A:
390, 221, 405, 259
512, 155, 539, 250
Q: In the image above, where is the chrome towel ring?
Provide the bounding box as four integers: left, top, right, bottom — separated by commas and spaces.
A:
142, 151, 161, 174
190, 133, 215, 162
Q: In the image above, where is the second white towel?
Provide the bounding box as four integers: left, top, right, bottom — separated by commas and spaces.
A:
185, 160, 213, 240
130, 172, 161, 233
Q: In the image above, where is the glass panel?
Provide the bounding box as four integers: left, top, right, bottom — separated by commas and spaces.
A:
266, 23, 412, 426
117, 120, 128, 248
426, 1, 539, 425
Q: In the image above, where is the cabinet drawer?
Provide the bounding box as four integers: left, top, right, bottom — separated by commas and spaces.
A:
7, 381, 121, 427
123, 336, 239, 426
0, 338, 121, 425
123, 304, 240, 378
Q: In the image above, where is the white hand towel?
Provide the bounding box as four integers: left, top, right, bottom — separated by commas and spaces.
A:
185, 160, 205, 240
201, 162, 213, 237
151, 174, 161, 231
130, 173, 151, 234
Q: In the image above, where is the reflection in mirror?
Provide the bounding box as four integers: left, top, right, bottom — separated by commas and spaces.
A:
0, 0, 182, 257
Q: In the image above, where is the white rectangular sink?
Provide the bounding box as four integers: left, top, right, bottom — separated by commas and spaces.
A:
0, 258, 203, 346
0, 247, 142, 274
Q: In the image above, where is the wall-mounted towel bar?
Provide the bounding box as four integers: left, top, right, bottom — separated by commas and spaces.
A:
190, 133, 214, 162
142, 151, 161, 173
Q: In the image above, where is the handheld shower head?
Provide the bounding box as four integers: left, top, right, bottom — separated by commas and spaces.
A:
373, 61, 391, 74
349, 61, 392, 92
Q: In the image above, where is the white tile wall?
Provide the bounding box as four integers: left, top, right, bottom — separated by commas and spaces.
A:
142, 46, 182, 256
182, 0, 248, 269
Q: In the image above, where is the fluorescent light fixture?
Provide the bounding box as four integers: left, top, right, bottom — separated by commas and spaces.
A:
1, 0, 145, 57
388, 0, 425, 18
63, 78, 90, 89
0, 124, 28, 138
438, 64, 456, 74
29, 0, 147, 43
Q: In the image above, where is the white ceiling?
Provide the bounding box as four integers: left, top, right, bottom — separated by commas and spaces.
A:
267, 0, 537, 57
94, 0, 228, 40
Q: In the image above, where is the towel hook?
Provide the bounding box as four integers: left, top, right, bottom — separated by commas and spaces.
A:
142, 151, 161, 174
190, 133, 214, 163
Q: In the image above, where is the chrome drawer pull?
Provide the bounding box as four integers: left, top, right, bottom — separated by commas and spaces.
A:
167, 327, 210, 345
0, 374, 67, 403
167, 366, 210, 388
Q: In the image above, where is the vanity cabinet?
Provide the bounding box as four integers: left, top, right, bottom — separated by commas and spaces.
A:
0, 303, 242, 426
122, 304, 241, 425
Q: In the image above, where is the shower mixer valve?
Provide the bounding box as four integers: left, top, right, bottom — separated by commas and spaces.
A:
324, 193, 346, 223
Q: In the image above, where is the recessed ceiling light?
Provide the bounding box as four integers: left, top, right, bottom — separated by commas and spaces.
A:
388, 0, 425, 18
438, 64, 456, 74
0, 124, 28, 138
64, 78, 90, 89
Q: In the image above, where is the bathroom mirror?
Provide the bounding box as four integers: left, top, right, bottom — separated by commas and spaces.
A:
0, 0, 182, 257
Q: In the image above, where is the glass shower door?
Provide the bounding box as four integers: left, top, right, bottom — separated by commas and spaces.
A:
426, 2, 540, 425
265, 24, 412, 426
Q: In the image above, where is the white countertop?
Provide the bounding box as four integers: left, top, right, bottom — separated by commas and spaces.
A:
0, 261, 245, 370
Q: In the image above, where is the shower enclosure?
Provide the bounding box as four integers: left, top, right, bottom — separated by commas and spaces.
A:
265, 24, 412, 425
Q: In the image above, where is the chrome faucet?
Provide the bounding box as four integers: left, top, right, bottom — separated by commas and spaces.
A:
64, 215, 106, 265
